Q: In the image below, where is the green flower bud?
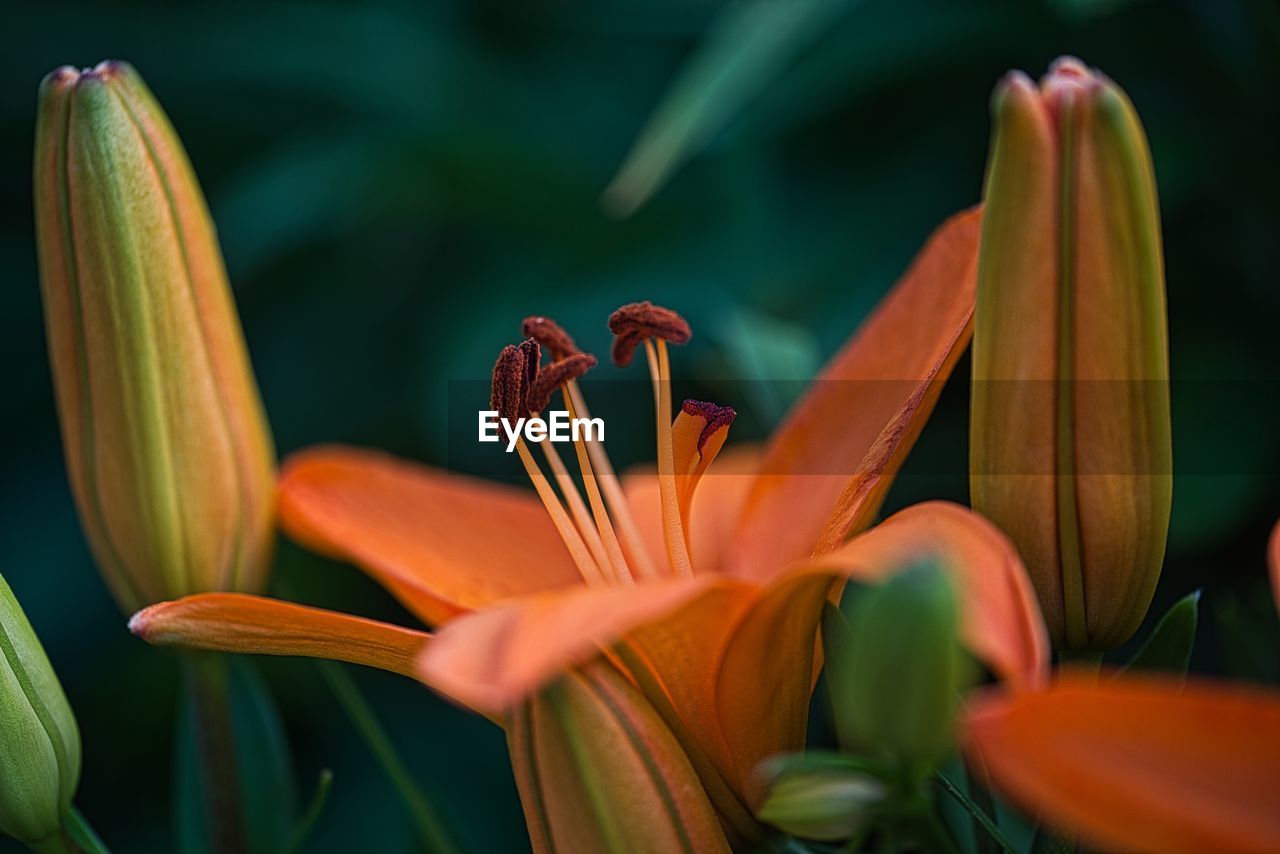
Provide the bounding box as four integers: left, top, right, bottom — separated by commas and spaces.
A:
830, 563, 971, 779
757, 754, 885, 842
33, 61, 277, 613
0, 573, 81, 846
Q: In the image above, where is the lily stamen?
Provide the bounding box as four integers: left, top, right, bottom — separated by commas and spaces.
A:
610, 302, 695, 578
562, 392, 635, 586
492, 341, 606, 587
562, 381, 660, 579
528, 352, 628, 586
538, 440, 613, 579
514, 439, 608, 587
523, 316, 659, 579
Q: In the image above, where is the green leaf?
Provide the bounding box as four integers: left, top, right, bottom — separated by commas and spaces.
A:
1119, 591, 1199, 678
286, 770, 334, 854
316, 661, 457, 853
933, 771, 1015, 854
602, 0, 852, 216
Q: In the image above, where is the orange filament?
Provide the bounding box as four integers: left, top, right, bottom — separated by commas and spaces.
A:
646, 338, 694, 577
563, 380, 660, 579
538, 438, 613, 579
514, 439, 607, 587
495, 304, 703, 587
563, 392, 635, 586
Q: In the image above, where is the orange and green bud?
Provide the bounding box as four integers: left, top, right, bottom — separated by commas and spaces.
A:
33, 61, 276, 614
0, 573, 81, 847
828, 563, 971, 780
508, 661, 729, 853
970, 57, 1172, 651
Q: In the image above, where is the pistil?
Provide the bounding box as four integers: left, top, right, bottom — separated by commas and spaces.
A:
610, 302, 695, 578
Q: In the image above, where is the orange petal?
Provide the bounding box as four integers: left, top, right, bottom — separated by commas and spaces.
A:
714, 570, 839, 804
625, 446, 760, 576
129, 592, 429, 678
416, 576, 735, 714
963, 673, 1280, 852
1269, 519, 1280, 616
619, 585, 761, 827
705, 501, 1045, 806
278, 445, 583, 625
807, 501, 1049, 690
509, 661, 730, 854
729, 208, 982, 582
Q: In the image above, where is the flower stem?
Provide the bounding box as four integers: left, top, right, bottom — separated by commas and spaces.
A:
28, 832, 76, 854
315, 661, 457, 853
182, 651, 246, 854
935, 770, 1015, 854
64, 806, 111, 854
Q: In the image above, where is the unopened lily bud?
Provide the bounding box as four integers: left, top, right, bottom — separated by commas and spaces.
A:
970, 57, 1172, 650
509, 661, 728, 853
756, 755, 884, 842
34, 62, 276, 613
0, 573, 81, 846
831, 563, 970, 778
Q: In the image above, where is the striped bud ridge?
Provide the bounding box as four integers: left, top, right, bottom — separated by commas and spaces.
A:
508, 661, 730, 853
970, 58, 1171, 650
34, 62, 276, 612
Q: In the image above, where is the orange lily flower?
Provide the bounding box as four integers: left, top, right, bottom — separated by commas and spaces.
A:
131, 207, 1053, 844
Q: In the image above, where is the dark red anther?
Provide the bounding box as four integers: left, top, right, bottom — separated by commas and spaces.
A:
681, 399, 737, 454
527, 354, 597, 414
522, 316, 581, 359
518, 338, 541, 391
607, 301, 692, 367
610, 330, 645, 368
490, 339, 541, 422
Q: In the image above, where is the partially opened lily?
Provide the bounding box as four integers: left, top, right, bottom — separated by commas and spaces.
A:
131, 208, 1055, 845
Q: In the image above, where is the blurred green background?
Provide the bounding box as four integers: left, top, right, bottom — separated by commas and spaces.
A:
2, 0, 1278, 851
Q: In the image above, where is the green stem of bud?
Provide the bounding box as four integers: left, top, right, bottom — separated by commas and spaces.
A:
181, 653, 246, 854
64, 807, 110, 854
1057, 648, 1104, 673
315, 661, 457, 854
27, 833, 77, 854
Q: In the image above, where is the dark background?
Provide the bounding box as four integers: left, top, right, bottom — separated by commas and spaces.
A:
2, 0, 1278, 851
